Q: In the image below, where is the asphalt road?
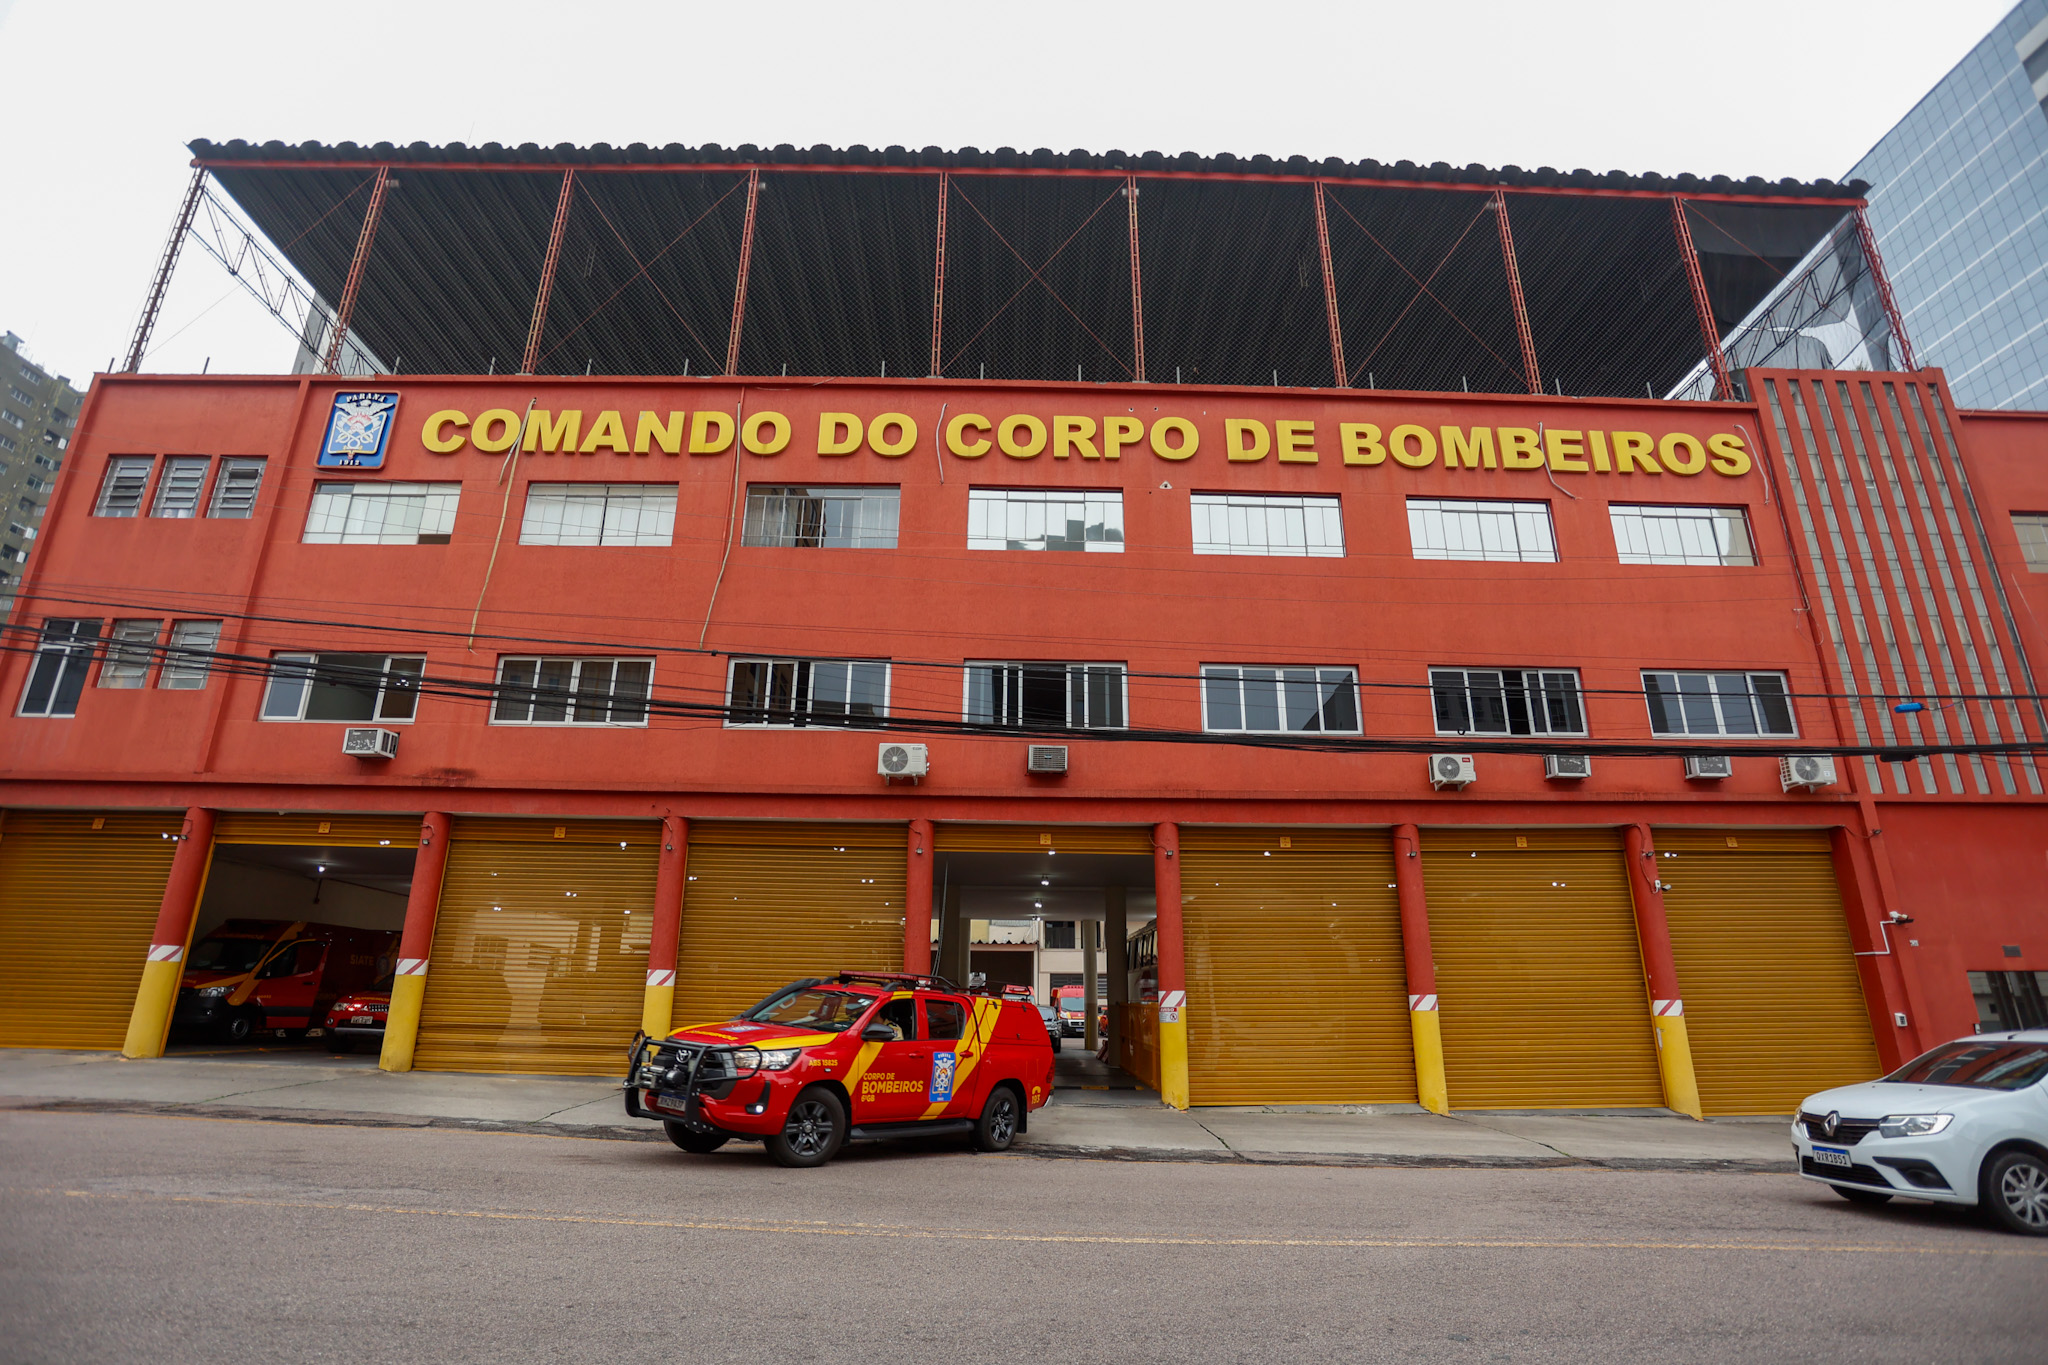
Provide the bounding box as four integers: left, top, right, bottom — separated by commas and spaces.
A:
2, 1110, 2042, 1364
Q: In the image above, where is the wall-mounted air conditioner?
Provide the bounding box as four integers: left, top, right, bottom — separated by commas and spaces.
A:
878, 742, 929, 780
1429, 753, 1476, 789
1026, 745, 1068, 774
1781, 754, 1838, 791
342, 727, 399, 760
1544, 754, 1591, 780
1683, 754, 1734, 780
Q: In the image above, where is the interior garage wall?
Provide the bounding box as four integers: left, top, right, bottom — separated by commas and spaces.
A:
193, 857, 408, 939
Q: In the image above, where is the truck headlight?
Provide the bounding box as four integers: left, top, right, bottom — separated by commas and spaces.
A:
1877, 1113, 1952, 1138
756, 1049, 801, 1071
198, 985, 232, 998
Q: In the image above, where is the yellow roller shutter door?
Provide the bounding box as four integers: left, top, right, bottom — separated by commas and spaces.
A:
413, 819, 659, 1076
674, 822, 904, 1029
1181, 828, 1414, 1105
1424, 828, 1663, 1109
934, 825, 1154, 854
210, 812, 423, 846
1656, 829, 1881, 1115
0, 811, 181, 1049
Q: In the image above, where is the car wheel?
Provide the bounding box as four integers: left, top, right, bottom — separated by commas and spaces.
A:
663, 1122, 729, 1155
1831, 1183, 1893, 1206
1051, 1035, 1061, 1052
1982, 1149, 2048, 1236
766, 1088, 845, 1168
221, 1010, 257, 1044
975, 1086, 1020, 1152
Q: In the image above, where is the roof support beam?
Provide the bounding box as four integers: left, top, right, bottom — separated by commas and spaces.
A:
125, 166, 208, 373
324, 166, 391, 374
1313, 181, 1346, 388
1854, 205, 1918, 372
1493, 188, 1542, 396
1671, 196, 1734, 400
725, 169, 761, 377
522, 170, 577, 376
930, 172, 949, 377
1126, 175, 1146, 383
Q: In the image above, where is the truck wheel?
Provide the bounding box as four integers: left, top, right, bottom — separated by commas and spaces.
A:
1982, 1149, 2048, 1236
663, 1122, 729, 1155
221, 1011, 257, 1044
766, 1088, 845, 1168
1831, 1183, 1892, 1205
975, 1086, 1020, 1152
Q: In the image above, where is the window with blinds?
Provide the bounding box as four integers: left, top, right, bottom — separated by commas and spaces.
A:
150, 457, 211, 518
208, 458, 266, 518
94, 457, 152, 517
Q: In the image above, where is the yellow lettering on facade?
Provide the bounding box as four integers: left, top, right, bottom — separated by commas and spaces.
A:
946, 413, 992, 458
523, 409, 583, 453
1389, 424, 1437, 468
1544, 429, 1588, 473
1102, 416, 1143, 460
998, 414, 1047, 459
1441, 426, 1494, 469
689, 410, 735, 455
1587, 430, 1612, 472
1340, 423, 1385, 465
1707, 431, 1753, 477
423, 410, 469, 453
634, 411, 686, 455
1276, 420, 1317, 463
471, 409, 522, 454
581, 410, 630, 454
818, 413, 862, 456
1611, 430, 1660, 473
1225, 419, 1271, 462
1150, 417, 1198, 460
1659, 432, 1707, 475
1054, 416, 1100, 459
1498, 427, 1543, 469
744, 411, 792, 455
869, 413, 917, 457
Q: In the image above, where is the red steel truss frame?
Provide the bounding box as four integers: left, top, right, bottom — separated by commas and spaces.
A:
1671, 196, 1734, 401
522, 169, 577, 376
323, 166, 391, 374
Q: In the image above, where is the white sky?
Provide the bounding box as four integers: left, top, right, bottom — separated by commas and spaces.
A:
0, 0, 2016, 386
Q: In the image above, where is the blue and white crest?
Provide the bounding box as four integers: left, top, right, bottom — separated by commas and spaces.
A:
320, 391, 399, 468
929, 1051, 957, 1102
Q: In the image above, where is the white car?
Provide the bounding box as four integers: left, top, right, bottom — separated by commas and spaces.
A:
1792, 1030, 2048, 1235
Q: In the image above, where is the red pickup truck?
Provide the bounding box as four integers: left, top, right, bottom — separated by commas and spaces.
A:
626, 971, 1054, 1167
173, 920, 397, 1044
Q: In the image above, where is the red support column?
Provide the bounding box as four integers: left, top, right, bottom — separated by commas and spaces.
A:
1854, 206, 1918, 371
1313, 181, 1347, 388
324, 165, 392, 374
724, 169, 761, 377
1151, 821, 1186, 1107
120, 807, 215, 1058
929, 174, 949, 378
1126, 175, 1146, 383
125, 166, 207, 373
1831, 824, 1927, 1068
642, 815, 687, 1036
522, 169, 577, 376
1493, 188, 1543, 396
1671, 196, 1734, 400
905, 818, 934, 976
379, 812, 452, 1072
1390, 824, 1447, 1113
1623, 824, 1704, 1118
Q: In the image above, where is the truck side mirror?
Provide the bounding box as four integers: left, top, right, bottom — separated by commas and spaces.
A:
860, 1023, 896, 1043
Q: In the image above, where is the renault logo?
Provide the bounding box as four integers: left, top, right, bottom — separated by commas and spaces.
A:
1822, 1111, 1840, 1139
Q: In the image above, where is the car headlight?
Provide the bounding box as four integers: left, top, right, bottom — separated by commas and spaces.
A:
197, 985, 233, 998
728, 1046, 802, 1073
1877, 1113, 1952, 1138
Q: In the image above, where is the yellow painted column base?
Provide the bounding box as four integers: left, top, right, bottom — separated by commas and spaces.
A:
379, 972, 428, 1073
121, 959, 184, 1059
1408, 1009, 1449, 1115
1652, 1013, 1704, 1120
1158, 1012, 1190, 1110
641, 983, 675, 1039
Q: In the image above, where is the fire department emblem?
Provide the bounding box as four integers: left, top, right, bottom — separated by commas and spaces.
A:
320, 391, 399, 468
930, 1051, 957, 1102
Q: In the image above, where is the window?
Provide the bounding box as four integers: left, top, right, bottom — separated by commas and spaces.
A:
6, 387, 31, 406
1610, 504, 1756, 566
19, 619, 101, 717
1643, 670, 1796, 737
8, 523, 34, 540
1970, 970, 2048, 1032
1201, 665, 1360, 734
968, 488, 1123, 552
520, 484, 677, 547
303, 482, 459, 545
0, 546, 24, 565
208, 458, 265, 518
261, 653, 425, 722
744, 485, 899, 548
0, 410, 23, 430
1190, 493, 1344, 557
160, 621, 222, 690
94, 457, 152, 517
965, 662, 1125, 729
1407, 497, 1557, 562
150, 457, 211, 518
726, 658, 888, 727
24, 476, 48, 494
1430, 668, 1585, 736
2013, 513, 2048, 572
31, 453, 58, 472
924, 999, 967, 1041
99, 619, 161, 689
1043, 921, 1078, 950
0, 434, 15, 452
492, 657, 653, 725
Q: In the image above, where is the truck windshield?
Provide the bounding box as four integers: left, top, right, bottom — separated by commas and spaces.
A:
187, 938, 270, 974
742, 988, 878, 1032
1884, 1040, 2048, 1090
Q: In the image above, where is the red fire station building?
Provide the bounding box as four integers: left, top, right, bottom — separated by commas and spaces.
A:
1, 140, 2043, 1114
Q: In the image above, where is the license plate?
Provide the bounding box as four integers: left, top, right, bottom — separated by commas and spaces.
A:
645, 1092, 689, 1117
350, 1016, 377, 1025
1813, 1145, 1852, 1168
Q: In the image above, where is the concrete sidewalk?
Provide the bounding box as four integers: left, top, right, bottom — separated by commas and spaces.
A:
0, 1047, 1796, 1169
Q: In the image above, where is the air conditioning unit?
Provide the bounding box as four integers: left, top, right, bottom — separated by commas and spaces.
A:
1026, 744, 1068, 774
1429, 753, 1476, 789
1781, 754, 1838, 791
1683, 754, 1734, 781
1544, 754, 1591, 781
877, 742, 929, 779
342, 727, 399, 760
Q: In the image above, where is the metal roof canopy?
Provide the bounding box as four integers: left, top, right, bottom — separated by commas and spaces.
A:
187, 139, 1869, 396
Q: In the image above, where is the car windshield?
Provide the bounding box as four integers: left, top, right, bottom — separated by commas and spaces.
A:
187, 937, 269, 973
1884, 1039, 2048, 1090
369, 971, 395, 992
742, 988, 879, 1032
